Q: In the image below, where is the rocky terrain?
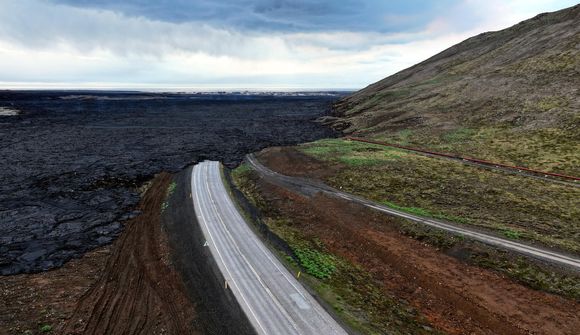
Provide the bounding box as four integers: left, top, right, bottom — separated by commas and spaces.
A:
328, 5, 579, 174
0, 91, 339, 275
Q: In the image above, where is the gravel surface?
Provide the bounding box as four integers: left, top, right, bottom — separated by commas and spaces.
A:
0, 90, 339, 275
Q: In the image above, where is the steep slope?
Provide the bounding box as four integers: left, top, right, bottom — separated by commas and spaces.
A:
330, 5, 579, 174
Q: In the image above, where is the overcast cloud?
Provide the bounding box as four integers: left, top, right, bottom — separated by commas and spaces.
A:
0, 0, 576, 89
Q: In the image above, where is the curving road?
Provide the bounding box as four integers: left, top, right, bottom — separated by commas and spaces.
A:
246, 154, 580, 272
191, 161, 349, 335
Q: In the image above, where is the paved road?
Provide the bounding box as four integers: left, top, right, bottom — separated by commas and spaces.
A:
247, 154, 580, 272
191, 161, 349, 335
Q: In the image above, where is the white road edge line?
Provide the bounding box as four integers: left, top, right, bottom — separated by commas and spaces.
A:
203, 163, 302, 334
216, 163, 343, 332
191, 165, 268, 335
247, 154, 580, 271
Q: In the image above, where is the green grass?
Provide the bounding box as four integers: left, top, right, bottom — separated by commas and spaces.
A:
297, 138, 580, 254
395, 129, 414, 145
375, 126, 580, 176
347, 89, 413, 115
377, 88, 413, 100
398, 220, 465, 250
232, 162, 252, 175
381, 200, 470, 224
39, 325, 52, 333
161, 181, 177, 213
501, 228, 522, 240
231, 163, 269, 211
337, 156, 385, 166
167, 181, 177, 195
506, 52, 579, 74
293, 245, 337, 279
532, 96, 570, 112
299, 138, 407, 167
442, 127, 476, 143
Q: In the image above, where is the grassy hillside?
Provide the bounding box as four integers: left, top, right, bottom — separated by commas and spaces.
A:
296, 138, 580, 254
328, 5, 579, 175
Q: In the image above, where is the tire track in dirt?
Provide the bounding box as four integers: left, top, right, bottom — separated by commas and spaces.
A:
61, 172, 198, 335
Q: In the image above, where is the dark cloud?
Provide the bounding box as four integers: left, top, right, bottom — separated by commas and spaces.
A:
48, 0, 458, 32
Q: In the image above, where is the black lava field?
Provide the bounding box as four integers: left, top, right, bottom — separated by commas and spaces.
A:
0, 91, 340, 275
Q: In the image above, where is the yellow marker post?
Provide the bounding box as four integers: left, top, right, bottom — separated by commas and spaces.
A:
297, 271, 301, 279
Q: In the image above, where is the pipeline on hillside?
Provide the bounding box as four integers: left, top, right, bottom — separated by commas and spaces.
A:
345, 136, 580, 182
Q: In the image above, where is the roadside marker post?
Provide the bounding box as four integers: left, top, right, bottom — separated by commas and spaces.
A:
297, 271, 301, 279
225, 280, 229, 289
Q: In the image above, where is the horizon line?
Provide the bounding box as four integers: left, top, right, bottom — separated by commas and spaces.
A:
0, 82, 360, 93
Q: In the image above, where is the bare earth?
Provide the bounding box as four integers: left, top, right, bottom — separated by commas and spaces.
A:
255, 147, 580, 335
1, 173, 198, 335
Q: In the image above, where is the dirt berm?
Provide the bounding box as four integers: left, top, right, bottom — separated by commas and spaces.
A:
59, 173, 198, 334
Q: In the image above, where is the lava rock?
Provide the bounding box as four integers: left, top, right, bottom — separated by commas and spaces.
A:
0, 91, 342, 275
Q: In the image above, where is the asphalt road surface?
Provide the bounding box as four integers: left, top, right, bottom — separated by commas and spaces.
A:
247, 154, 580, 272
191, 161, 349, 335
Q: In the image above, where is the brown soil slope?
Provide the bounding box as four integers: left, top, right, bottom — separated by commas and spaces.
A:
61, 173, 197, 334
0, 247, 109, 334
330, 5, 579, 136
255, 149, 580, 335
0, 173, 198, 335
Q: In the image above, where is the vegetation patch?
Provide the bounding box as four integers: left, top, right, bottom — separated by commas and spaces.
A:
506, 52, 579, 74
442, 127, 476, 143
374, 126, 580, 176
39, 324, 53, 333
231, 163, 269, 211
529, 96, 570, 112
231, 164, 439, 334
501, 228, 522, 240
293, 245, 337, 279
471, 252, 580, 300
161, 181, 177, 212
381, 200, 470, 224
299, 138, 407, 167
396, 219, 463, 250
394, 129, 414, 145
296, 138, 580, 254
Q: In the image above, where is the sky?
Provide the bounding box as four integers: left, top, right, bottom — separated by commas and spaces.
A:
0, 0, 576, 90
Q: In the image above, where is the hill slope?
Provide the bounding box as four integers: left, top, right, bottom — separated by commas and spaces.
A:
329, 5, 579, 174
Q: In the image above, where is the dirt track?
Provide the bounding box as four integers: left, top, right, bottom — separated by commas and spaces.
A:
61, 173, 197, 334
255, 147, 580, 335
1, 173, 199, 334
0, 247, 109, 334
